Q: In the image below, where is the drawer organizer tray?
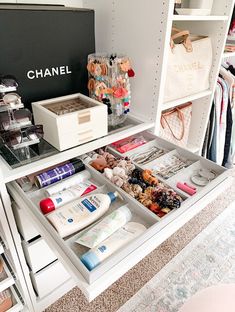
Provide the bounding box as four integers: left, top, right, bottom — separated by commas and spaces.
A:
7, 131, 231, 301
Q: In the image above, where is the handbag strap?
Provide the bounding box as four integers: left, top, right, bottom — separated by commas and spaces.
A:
160, 102, 192, 141
170, 27, 193, 52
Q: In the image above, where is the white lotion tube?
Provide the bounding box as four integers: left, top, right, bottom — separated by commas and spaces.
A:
80, 222, 146, 270
40, 180, 98, 214
46, 192, 119, 238
45, 170, 91, 196
76, 205, 132, 248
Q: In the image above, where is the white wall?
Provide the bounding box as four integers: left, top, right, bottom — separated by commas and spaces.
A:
0, 0, 83, 7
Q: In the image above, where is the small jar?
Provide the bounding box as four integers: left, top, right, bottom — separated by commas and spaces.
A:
87, 53, 135, 127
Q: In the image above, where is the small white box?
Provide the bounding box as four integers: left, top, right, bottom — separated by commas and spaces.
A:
30, 260, 70, 298
22, 237, 57, 273
32, 93, 108, 151
12, 202, 39, 242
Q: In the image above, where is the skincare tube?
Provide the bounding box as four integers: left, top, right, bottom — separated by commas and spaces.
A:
45, 170, 91, 196
80, 222, 146, 271
40, 180, 98, 214
76, 205, 132, 248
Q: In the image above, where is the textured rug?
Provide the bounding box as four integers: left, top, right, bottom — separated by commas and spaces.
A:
118, 201, 235, 312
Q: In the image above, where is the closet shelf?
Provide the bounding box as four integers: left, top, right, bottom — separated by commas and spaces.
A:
186, 144, 200, 154
172, 15, 229, 21
0, 257, 15, 293
0, 104, 24, 113
0, 117, 154, 183
223, 51, 235, 58
162, 90, 212, 111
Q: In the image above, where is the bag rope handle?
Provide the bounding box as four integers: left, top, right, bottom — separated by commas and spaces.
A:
170, 27, 193, 52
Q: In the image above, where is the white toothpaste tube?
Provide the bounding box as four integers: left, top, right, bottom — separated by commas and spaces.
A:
40, 180, 97, 214
45, 170, 91, 196
80, 222, 146, 270
76, 205, 132, 248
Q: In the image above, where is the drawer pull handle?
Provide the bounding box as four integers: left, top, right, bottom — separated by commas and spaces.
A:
78, 113, 91, 124
78, 130, 93, 142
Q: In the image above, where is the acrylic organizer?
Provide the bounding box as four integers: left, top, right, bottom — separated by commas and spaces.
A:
87, 53, 135, 127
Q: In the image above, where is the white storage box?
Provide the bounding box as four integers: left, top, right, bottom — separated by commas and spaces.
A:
22, 237, 57, 273
30, 260, 70, 298
12, 202, 39, 242
32, 93, 108, 151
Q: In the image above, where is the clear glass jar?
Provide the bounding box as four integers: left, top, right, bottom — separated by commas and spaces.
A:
87, 53, 134, 127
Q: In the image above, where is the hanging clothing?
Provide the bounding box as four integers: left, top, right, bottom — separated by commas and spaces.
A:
204, 63, 235, 167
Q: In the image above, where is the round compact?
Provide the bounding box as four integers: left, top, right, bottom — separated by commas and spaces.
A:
3, 92, 21, 107
190, 174, 209, 186
198, 168, 216, 180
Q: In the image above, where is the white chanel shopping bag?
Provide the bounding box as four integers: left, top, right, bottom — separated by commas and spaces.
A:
164, 27, 212, 102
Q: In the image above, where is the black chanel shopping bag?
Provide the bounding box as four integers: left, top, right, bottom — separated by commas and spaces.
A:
0, 5, 95, 110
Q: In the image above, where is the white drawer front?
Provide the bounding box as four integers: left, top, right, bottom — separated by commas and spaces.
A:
22, 237, 57, 273
12, 202, 39, 242
30, 260, 70, 299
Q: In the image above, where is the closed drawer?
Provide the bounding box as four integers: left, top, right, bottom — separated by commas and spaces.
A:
30, 260, 70, 299
12, 201, 39, 242
22, 237, 57, 273
7, 131, 231, 301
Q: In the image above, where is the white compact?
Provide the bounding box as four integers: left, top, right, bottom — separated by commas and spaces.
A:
32, 93, 108, 151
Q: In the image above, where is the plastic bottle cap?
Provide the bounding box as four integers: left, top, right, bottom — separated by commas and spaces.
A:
80, 251, 100, 271
71, 158, 85, 174
40, 198, 55, 214
107, 191, 123, 203
107, 192, 117, 203
118, 205, 132, 222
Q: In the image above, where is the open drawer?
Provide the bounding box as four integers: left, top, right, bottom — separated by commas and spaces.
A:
7, 131, 232, 301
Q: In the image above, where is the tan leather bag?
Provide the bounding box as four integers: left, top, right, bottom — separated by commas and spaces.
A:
160, 102, 192, 147
164, 27, 212, 102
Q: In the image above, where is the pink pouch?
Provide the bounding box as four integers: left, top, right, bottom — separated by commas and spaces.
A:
112, 136, 147, 153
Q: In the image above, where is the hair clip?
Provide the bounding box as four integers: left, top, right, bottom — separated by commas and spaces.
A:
87, 78, 95, 91
94, 64, 102, 76
113, 87, 128, 99
87, 62, 95, 74
94, 82, 108, 97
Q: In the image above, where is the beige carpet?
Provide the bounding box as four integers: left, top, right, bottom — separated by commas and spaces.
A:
45, 169, 235, 312
118, 201, 235, 312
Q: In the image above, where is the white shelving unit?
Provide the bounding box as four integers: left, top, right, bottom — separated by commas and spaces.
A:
172, 15, 229, 21
0, 1, 234, 311
83, 0, 235, 154
0, 191, 32, 311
